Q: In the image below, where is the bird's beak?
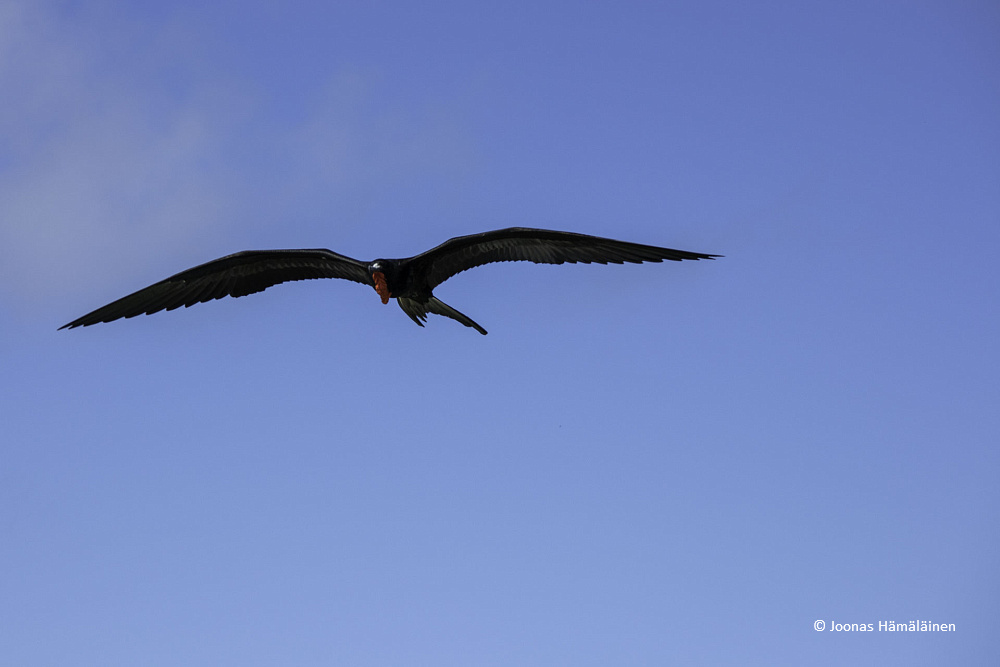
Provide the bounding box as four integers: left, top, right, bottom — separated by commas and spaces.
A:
372, 271, 391, 304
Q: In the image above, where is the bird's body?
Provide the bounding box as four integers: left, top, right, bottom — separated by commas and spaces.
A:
61, 227, 719, 334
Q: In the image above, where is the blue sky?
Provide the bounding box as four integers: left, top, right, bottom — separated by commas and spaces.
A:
2, 1, 998, 664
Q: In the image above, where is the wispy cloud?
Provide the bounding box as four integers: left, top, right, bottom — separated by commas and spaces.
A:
0, 3, 239, 308
0, 3, 475, 315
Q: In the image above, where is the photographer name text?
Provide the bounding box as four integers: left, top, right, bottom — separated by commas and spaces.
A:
813, 619, 955, 632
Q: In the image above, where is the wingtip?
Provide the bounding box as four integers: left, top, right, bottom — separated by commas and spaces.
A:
59, 318, 90, 330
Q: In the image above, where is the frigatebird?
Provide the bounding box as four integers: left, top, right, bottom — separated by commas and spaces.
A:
61, 227, 719, 334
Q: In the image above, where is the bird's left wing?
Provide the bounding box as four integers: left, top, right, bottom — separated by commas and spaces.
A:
408, 227, 720, 290
61, 249, 371, 329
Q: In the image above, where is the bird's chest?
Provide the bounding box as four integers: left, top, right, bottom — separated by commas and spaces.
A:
387, 264, 427, 298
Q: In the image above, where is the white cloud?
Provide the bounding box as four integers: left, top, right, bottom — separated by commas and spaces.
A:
0, 3, 476, 317
0, 3, 239, 309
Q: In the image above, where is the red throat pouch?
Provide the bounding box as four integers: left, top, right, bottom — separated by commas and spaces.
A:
372, 271, 391, 304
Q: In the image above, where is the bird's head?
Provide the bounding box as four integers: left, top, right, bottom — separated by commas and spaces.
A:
369, 260, 393, 304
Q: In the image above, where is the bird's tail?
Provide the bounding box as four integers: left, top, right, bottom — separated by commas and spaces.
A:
397, 296, 488, 335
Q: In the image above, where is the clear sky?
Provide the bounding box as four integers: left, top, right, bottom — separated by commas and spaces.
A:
2, 1, 998, 664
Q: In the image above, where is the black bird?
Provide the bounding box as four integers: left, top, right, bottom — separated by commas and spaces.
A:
61, 227, 719, 334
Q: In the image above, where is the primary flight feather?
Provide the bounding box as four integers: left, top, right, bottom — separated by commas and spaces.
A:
61, 227, 719, 335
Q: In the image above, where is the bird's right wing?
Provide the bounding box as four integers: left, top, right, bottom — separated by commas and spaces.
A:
61, 249, 371, 329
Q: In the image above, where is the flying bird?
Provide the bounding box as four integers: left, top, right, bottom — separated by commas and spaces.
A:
61, 227, 719, 334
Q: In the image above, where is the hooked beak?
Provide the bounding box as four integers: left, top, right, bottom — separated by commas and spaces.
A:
372, 271, 391, 304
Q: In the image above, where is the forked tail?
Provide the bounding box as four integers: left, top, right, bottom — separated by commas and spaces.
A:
396, 296, 488, 335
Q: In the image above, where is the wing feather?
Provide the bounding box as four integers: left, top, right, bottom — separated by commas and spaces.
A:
61, 249, 371, 329
409, 227, 719, 290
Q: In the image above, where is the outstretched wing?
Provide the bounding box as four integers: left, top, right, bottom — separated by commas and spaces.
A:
408, 227, 720, 290
61, 249, 371, 329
